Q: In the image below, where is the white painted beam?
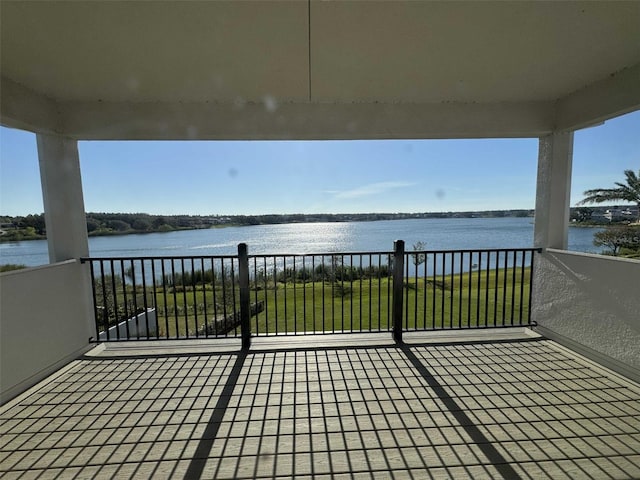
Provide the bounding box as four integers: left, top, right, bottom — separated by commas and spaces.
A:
57, 100, 555, 140
0, 76, 59, 134
555, 63, 640, 132
36, 134, 89, 262
5, 65, 638, 140
534, 132, 574, 249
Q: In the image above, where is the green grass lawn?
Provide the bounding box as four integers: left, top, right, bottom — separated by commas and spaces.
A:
94, 267, 532, 339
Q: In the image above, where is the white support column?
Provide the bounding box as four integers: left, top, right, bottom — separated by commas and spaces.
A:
534, 132, 574, 249
36, 134, 89, 262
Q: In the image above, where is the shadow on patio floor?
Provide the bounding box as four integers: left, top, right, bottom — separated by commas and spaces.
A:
1, 338, 639, 479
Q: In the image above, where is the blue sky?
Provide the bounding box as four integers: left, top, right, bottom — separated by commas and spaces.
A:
1, 111, 638, 216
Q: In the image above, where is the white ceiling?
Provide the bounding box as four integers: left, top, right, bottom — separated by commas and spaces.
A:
1, 0, 639, 139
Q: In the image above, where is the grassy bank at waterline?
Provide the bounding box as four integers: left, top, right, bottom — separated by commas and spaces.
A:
93, 266, 531, 339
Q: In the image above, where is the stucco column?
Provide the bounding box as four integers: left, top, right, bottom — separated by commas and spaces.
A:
534, 132, 574, 249
36, 134, 89, 262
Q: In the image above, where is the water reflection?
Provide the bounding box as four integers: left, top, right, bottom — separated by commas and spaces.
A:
0, 218, 603, 267
244, 222, 356, 254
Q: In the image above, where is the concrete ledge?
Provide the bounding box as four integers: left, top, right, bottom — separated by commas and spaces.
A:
85, 328, 541, 357
403, 327, 541, 345
86, 338, 243, 357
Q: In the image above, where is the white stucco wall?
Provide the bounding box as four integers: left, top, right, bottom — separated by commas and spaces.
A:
0, 260, 93, 403
532, 249, 640, 378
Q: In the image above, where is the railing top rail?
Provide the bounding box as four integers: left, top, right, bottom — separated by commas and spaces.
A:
80, 252, 394, 262
245, 247, 541, 257
81, 247, 541, 263
80, 255, 238, 262
406, 247, 542, 254
248, 251, 394, 258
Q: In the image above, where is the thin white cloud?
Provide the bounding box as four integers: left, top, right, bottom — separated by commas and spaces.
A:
335, 181, 416, 199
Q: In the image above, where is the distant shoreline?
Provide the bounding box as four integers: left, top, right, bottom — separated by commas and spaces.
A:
2, 206, 635, 243
1, 211, 534, 243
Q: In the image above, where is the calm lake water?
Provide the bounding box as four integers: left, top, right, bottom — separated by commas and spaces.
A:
0, 217, 603, 267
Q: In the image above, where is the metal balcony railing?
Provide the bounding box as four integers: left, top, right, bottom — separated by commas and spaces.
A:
82, 243, 540, 344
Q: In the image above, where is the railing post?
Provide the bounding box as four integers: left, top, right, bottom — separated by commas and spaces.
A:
238, 243, 251, 349
392, 240, 405, 343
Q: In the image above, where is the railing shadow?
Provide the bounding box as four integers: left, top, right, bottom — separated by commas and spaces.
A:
399, 344, 522, 479
3, 338, 638, 479
184, 350, 248, 479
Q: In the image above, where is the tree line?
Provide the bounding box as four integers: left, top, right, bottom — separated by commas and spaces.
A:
0, 213, 216, 240
1, 210, 537, 241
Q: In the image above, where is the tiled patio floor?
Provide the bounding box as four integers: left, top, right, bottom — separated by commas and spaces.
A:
1, 336, 639, 479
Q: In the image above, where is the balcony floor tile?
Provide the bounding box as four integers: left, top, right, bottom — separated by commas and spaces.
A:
1, 337, 639, 479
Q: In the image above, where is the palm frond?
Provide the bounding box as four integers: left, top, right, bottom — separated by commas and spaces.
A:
578, 169, 640, 207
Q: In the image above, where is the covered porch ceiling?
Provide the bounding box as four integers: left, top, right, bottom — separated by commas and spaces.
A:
1, 0, 640, 139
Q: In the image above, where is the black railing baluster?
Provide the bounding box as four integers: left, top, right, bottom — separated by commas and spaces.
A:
484, 252, 490, 327
293, 256, 298, 334
322, 256, 326, 333
302, 256, 307, 334
502, 251, 508, 326
519, 250, 526, 323
109, 260, 120, 340
118, 260, 127, 335
238, 243, 251, 349
150, 260, 159, 340
179, 259, 187, 338
422, 254, 429, 330
140, 260, 150, 339
273, 256, 278, 336
440, 253, 446, 329
330, 256, 335, 333
210, 258, 218, 336
493, 252, 499, 327
283, 256, 288, 334
414, 252, 419, 330
350, 254, 354, 333
341, 255, 345, 332
433, 252, 438, 329
252, 257, 258, 335
263, 256, 269, 335
99, 260, 109, 340
160, 260, 168, 338
404, 253, 409, 330
200, 258, 207, 338
458, 252, 463, 328
230, 258, 238, 337
392, 240, 404, 343
384, 253, 389, 331
358, 255, 364, 331
449, 252, 454, 328
190, 258, 198, 338
467, 252, 472, 328
312, 255, 316, 333
129, 260, 139, 340
476, 252, 482, 326
511, 251, 517, 325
